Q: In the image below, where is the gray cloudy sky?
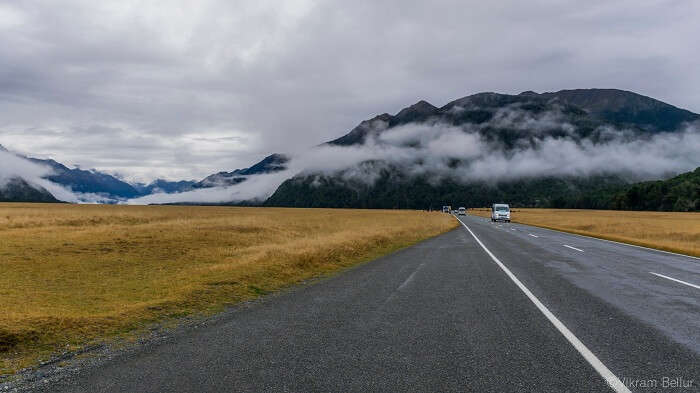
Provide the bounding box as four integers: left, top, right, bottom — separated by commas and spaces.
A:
1, 0, 699, 182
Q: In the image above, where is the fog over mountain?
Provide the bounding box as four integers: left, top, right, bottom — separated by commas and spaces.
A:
129, 89, 700, 206
0, 148, 58, 202
0, 148, 120, 203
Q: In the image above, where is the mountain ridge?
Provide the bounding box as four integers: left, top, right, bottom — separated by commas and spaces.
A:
326, 88, 698, 149
532, 89, 700, 132
267, 88, 700, 211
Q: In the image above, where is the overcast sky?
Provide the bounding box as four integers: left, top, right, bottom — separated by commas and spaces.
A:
1, 0, 698, 182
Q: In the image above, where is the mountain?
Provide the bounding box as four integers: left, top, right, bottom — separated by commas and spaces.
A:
327, 89, 699, 148
25, 157, 140, 199
533, 89, 700, 132
326, 114, 393, 146
325, 92, 608, 149
133, 179, 197, 195
0, 177, 59, 203
266, 89, 700, 210
327, 101, 442, 146
193, 153, 288, 188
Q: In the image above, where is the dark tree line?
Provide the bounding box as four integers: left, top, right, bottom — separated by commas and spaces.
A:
265, 166, 699, 212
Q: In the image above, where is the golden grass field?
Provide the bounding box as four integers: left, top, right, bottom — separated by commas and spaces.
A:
469, 208, 699, 257
0, 203, 456, 375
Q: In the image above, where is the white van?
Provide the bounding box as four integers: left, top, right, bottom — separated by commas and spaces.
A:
458, 207, 466, 216
491, 204, 510, 222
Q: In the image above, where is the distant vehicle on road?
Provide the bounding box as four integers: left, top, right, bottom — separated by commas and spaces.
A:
458, 207, 466, 215
442, 206, 450, 213
491, 204, 510, 222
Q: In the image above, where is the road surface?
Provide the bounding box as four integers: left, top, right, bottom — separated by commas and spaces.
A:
34, 214, 699, 392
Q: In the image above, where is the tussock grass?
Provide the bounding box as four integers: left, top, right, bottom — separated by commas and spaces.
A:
0, 204, 456, 374
469, 208, 699, 257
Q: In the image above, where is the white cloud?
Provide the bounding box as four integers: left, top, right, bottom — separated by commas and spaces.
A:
128, 171, 292, 204
0, 150, 52, 185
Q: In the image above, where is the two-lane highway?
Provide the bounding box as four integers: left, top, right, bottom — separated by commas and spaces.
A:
31, 215, 699, 392
460, 214, 700, 354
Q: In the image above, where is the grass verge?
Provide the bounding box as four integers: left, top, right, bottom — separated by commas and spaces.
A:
0, 204, 457, 375
468, 208, 699, 257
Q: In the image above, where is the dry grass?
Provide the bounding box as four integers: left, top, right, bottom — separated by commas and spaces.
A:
469, 208, 699, 257
0, 204, 457, 375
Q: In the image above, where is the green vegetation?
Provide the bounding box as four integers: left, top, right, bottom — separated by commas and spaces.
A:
608, 167, 699, 211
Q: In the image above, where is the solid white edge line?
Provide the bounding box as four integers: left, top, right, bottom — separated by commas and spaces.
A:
457, 218, 631, 393
564, 244, 584, 252
649, 272, 700, 290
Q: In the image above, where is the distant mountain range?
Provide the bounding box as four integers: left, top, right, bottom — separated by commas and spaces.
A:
132, 179, 198, 196
1, 89, 698, 210
0, 147, 288, 202
0, 151, 289, 204
25, 157, 143, 199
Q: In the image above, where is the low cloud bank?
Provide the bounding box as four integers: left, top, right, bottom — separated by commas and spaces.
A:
0, 150, 68, 198
0, 150, 53, 186
128, 171, 292, 205
360, 121, 700, 182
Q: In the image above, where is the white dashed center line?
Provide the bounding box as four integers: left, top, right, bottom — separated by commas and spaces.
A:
649, 272, 700, 290
563, 245, 584, 252
529, 234, 539, 238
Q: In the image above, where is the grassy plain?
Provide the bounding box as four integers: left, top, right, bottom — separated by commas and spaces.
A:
469, 208, 699, 257
0, 204, 456, 375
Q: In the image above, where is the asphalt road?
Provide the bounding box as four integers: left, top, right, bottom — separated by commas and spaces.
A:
35, 214, 699, 392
